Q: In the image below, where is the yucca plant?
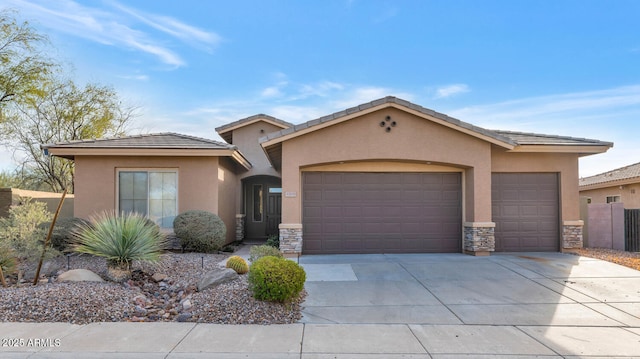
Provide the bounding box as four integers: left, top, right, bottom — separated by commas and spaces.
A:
72, 211, 168, 282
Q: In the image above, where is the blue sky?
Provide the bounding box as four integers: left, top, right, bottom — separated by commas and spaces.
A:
2, 0, 639, 177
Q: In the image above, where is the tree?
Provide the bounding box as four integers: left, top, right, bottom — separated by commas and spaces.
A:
0, 9, 55, 113
0, 79, 137, 192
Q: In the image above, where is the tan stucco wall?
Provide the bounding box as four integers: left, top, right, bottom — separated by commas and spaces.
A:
278, 107, 494, 224
228, 120, 283, 212
491, 149, 581, 221
217, 157, 239, 243
74, 155, 221, 224
580, 183, 640, 209
0, 188, 74, 219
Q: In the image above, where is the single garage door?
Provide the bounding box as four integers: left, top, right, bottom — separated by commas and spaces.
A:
302, 172, 462, 254
492, 173, 559, 252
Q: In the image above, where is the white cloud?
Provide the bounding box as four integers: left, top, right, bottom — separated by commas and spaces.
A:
5, 0, 221, 68
434, 84, 470, 99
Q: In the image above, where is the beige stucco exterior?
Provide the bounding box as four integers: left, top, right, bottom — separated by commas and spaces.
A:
74, 155, 238, 244
44, 97, 611, 254
278, 107, 494, 225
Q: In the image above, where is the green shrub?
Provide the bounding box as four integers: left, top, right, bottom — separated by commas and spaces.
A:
173, 210, 226, 253
226, 255, 249, 274
266, 234, 280, 249
40, 217, 90, 252
0, 242, 17, 276
0, 198, 57, 274
248, 256, 306, 302
249, 244, 283, 262
72, 211, 168, 281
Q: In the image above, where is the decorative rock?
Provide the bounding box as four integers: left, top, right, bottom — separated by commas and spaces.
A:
182, 299, 192, 311
176, 313, 192, 322
24, 261, 62, 280
134, 305, 147, 316
132, 294, 147, 306
57, 269, 104, 282
152, 273, 168, 282
197, 269, 238, 291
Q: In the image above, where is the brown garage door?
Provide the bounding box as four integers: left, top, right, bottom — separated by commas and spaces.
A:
302, 172, 462, 254
492, 173, 559, 252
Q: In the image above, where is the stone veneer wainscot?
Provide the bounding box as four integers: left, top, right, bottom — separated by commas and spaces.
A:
464, 222, 496, 256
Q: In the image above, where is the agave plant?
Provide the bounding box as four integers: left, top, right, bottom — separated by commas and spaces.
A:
72, 211, 168, 282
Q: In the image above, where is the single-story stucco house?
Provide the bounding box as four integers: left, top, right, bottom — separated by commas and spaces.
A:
580, 162, 640, 209
42, 96, 612, 256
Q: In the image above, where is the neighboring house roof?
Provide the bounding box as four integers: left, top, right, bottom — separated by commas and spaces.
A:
42, 133, 252, 170
579, 162, 640, 190
259, 96, 612, 170
215, 114, 293, 144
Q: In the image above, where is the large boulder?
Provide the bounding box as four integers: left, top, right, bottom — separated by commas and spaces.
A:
197, 268, 237, 291
57, 269, 104, 282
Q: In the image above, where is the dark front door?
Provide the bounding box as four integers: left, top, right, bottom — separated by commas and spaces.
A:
266, 191, 282, 236
244, 176, 282, 240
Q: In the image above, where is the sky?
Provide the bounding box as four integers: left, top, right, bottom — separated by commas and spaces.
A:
2, 0, 639, 177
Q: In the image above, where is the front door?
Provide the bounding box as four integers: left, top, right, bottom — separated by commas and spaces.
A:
244, 176, 282, 240
266, 189, 282, 236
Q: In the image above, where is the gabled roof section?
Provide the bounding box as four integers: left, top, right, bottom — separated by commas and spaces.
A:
580, 162, 640, 189
258, 96, 612, 170
41, 133, 252, 170
260, 96, 518, 149
215, 114, 293, 144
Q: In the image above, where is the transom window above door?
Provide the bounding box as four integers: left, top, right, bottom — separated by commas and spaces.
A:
118, 170, 177, 228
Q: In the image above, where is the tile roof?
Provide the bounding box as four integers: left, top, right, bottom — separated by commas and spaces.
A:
259, 96, 611, 148
215, 114, 293, 134
579, 162, 640, 187
492, 130, 612, 146
42, 133, 236, 150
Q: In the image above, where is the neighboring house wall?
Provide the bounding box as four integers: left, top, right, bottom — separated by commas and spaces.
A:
0, 187, 74, 218
580, 183, 640, 209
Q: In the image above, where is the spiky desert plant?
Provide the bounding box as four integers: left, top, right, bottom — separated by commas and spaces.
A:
226, 255, 249, 274
72, 211, 168, 282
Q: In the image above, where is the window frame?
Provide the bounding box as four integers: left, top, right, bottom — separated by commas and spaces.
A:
116, 168, 179, 228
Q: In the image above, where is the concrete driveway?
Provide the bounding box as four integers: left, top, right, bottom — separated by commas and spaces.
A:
297, 252, 640, 357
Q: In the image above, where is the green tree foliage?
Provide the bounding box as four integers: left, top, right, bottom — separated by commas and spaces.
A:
0, 9, 54, 113
0, 197, 57, 275
0, 11, 136, 192
0, 79, 136, 192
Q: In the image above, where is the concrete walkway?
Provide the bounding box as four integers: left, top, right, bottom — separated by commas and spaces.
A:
2, 252, 640, 358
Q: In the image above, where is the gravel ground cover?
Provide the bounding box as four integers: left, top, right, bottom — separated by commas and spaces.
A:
570, 248, 640, 271
0, 252, 305, 325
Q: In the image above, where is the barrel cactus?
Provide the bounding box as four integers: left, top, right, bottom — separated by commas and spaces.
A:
226, 255, 249, 274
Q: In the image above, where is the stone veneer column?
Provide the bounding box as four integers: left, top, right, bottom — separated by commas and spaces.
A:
463, 222, 495, 256
279, 223, 303, 257
562, 220, 584, 250
235, 214, 245, 242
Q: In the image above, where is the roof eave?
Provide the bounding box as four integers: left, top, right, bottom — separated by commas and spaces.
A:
508, 144, 612, 155
580, 176, 640, 191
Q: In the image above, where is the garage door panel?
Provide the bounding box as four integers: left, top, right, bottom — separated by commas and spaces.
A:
303, 172, 462, 254
492, 173, 559, 252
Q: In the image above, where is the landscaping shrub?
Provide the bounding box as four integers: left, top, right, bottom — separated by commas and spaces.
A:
226, 255, 249, 274
0, 242, 17, 276
40, 217, 90, 252
248, 256, 306, 302
72, 211, 168, 282
266, 234, 280, 249
0, 198, 57, 276
249, 244, 283, 262
173, 210, 226, 253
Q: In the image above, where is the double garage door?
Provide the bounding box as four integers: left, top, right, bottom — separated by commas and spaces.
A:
302, 171, 560, 254
302, 172, 462, 254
